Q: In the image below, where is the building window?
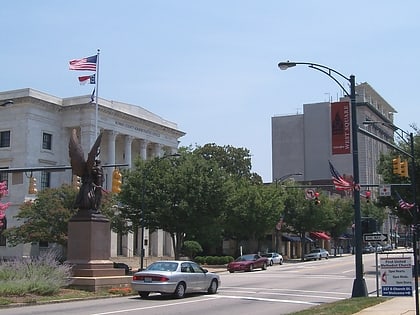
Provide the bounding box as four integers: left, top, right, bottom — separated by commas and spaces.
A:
0, 170, 7, 186
42, 133, 52, 150
0, 217, 6, 246
40, 171, 51, 189
0, 131, 11, 148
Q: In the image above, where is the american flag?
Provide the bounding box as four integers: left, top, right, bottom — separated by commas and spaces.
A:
329, 161, 353, 191
395, 191, 415, 210
69, 55, 97, 71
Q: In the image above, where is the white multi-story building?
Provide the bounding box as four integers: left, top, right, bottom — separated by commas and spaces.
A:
0, 88, 185, 259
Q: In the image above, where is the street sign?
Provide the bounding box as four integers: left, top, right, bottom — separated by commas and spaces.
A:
381, 257, 413, 296
363, 233, 388, 242
305, 189, 315, 200
379, 184, 391, 197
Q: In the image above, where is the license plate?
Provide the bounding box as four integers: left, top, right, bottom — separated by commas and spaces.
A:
144, 277, 152, 283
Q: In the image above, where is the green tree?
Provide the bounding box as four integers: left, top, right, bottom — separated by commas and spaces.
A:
223, 179, 283, 252
282, 187, 334, 260
3, 185, 78, 247
4, 184, 116, 249
118, 148, 231, 259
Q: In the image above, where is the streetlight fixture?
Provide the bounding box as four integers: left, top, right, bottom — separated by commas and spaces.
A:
363, 120, 418, 314
140, 153, 180, 270
278, 61, 368, 297
275, 172, 303, 187
0, 100, 13, 107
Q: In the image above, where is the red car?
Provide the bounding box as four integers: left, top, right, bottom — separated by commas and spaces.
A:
227, 254, 269, 273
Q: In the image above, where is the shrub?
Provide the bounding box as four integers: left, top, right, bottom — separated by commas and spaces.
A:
0, 250, 72, 296
183, 241, 203, 258
195, 255, 234, 265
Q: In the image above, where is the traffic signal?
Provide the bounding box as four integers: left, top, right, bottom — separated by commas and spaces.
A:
392, 156, 401, 175
28, 176, 37, 194
112, 169, 122, 193
365, 191, 371, 203
314, 192, 320, 205
400, 160, 409, 178
72, 175, 81, 190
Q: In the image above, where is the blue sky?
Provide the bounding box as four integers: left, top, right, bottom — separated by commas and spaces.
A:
2, 1, 419, 182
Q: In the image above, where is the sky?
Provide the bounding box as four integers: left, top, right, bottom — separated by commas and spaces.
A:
2, 1, 420, 183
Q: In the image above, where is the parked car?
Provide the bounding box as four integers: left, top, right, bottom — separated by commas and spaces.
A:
382, 243, 393, 251
131, 260, 220, 299
227, 254, 269, 273
304, 248, 329, 261
261, 252, 284, 266
363, 244, 375, 254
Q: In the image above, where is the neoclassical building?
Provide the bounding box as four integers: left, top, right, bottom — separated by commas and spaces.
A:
0, 88, 185, 259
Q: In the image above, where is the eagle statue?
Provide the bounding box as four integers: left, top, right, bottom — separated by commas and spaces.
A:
69, 129, 103, 214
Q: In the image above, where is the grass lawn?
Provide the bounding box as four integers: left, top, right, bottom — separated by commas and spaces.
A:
288, 296, 389, 315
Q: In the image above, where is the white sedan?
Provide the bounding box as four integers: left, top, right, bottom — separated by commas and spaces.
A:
131, 260, 220, 298
261, 252, 284, 266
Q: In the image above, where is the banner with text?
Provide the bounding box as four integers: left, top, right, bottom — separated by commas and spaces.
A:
331, 101, 351, 155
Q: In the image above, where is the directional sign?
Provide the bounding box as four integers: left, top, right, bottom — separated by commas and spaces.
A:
379, 184, 391, 197
363, 233, 388, 242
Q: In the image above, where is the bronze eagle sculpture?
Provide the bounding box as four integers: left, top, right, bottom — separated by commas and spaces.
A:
69, 129, 103, 214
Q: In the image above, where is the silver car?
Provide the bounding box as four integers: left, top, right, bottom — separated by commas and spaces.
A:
131, 260, 220, 298
304, 248, 329, 261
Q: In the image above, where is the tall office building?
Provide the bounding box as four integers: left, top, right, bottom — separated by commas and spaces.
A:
272, 82, 396, 189
0, 88, 185, 259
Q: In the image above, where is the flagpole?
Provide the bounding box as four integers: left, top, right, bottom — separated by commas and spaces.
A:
95, 49, 100, 138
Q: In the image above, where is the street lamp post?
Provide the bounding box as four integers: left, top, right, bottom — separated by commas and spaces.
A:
278, 61, 368, 297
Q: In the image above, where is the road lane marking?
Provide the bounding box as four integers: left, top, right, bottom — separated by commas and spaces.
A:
218, 289, 346, 300
221, 286, 349, 296
213, 294, 319, 305
90, 297, 218, 315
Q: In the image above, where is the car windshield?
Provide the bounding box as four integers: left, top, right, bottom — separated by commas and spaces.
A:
235, 254, 256, 261
146, 262, 178, 272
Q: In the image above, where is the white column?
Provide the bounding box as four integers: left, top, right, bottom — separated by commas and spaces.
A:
124, 135, 134, 168
139, 139, 148, 160
107, 131, 117, 189
153, 143, 163, 158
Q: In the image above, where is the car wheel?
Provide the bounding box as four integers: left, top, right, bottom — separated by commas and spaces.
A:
269, 260, 273, 266
249, 264, 254, 272
173, 282, 186, 299
279, 259, 283, 265
318, 256, 321, 260
207, 279, 218, 294
262, 262, 267, 270
229, 270, 234, 273
326, 255, 329, 259
138, 291, 150, 298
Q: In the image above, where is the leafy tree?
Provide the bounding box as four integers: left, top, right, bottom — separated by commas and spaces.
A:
327, 197, 354, 253
376, 128, 420, 226
3, 185, 78, 247
223, 179, 283, 252
117, 147, 231, 259
194, 143, 262, 183
4, 184, 116, 249
282, 187, 334, 260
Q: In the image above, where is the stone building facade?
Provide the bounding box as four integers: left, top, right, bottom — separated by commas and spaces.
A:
0, 88, 185, 259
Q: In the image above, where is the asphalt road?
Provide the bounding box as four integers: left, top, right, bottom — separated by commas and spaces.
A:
2, 253, 380, 315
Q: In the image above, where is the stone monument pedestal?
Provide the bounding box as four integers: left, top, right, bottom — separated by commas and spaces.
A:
66, 212, 130, 292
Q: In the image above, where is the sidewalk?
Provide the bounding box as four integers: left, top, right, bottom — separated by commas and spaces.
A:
353, 296, 417, 315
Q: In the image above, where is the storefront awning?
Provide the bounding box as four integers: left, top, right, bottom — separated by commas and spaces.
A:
310, 231, 331, 240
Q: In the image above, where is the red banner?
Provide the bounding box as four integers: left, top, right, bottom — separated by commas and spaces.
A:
331, 101, 351, 154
